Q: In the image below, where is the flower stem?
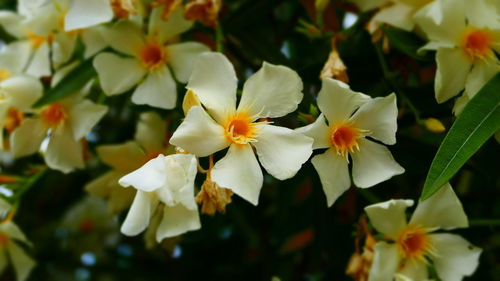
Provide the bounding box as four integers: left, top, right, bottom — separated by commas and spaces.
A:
216, 21, 224, 53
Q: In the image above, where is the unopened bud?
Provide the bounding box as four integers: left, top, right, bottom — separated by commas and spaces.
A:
424, 118, 446, 133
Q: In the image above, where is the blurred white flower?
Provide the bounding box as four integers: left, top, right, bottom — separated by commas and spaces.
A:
0, 199, 36, 281
365, 184, 481, 281
93, 7, 209, 109
119, 153, 200, 241
170, 52, 313, 205
297, 78, 404, 206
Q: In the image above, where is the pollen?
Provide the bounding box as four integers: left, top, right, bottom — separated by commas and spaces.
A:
396, 225, 432, 261
460, 27, 495, 60
223, 111, 263, 145
40, 102, 68, 129
138, 41, 167, 70
330, 122, 365, 158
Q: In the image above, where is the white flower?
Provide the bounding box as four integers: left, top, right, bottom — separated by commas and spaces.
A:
118, 153, 201, 241
364, 184, 482, 281
297, 78, 404, 207
11, 91, 108, 173
93, 7, 209, 109
85, 111, 172, 213
169, 52, 313, 205
415, 0, 500, 112
0, 199, 36, 281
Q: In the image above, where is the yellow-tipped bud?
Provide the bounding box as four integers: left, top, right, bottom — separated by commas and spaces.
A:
424, 118, 446, 133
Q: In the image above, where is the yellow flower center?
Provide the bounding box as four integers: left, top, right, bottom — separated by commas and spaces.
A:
40, 102, 68, 129
460, 27, 495, 60
223, 112, 262, 145
0, 69, 11, 82
4, 107, 25, 133
27, 32, 54, 49
0, 233, 8, 246
396, 225, 432, 261
330, 122, 366, 157
138, 41, 167, 70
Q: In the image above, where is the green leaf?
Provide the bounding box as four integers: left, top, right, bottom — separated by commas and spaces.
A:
381, 26, 432, 61
33, 58, 96, 107
420, 73, 500, 200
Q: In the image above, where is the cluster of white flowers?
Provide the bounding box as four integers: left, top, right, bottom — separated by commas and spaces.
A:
0, 0, 495, 280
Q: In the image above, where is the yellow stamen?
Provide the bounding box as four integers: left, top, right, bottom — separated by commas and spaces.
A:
110, 0, 137, 18
459, 27, 495, 60
396, 225, 434, 262
138, 39, 168, 70
223, 111, 268, 145
40, 102, 68, 129
329, 122, 368, 159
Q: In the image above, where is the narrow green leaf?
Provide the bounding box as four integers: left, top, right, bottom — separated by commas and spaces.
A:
420, 73, 500, 200
33, 58, 96, 107
381, 26, 432, 61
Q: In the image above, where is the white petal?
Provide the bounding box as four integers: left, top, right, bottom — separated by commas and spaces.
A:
119, 155, 167, 192
169, 106, 229, 157
317, 78, 371, 123
26, 42, 51, 77
186, 52, 237, 123
0, 250, 7, 276
163, 154, 198, 210
134, 112, 167, 153
11, 118, 46, 158
52, 32, 77, 68
465, 0, 500, 29
367, 242, 400, 281
430, 233, 482, 281
365, 199, 414, 238
104, 20, 145, 56
149, 8, 193, 43
464, 59, 500, 98
351, 138, 405, 188
311, 149, 350, 207
0, 40, 31, 74
45, 127, 85, 173
0, 76, 43, 110
81, 26, 108, 58
295, 114, 331, 149
452, 93, 469, 116
372, 3, 415, 31
414, 0, 466, 43
396, 259, 428, 281
1, 222, 29, 244
97, 141, 145, 172
253, 125, 312, 180
211, 144, 263, 205
239, 62, 303, 119
156, 204, 201, 241
166, 42, 210, 83
93, 52, 145, 96
435, 48, 472, 103
131, 66, 177, 109
65, 0, 113, 31
410, 183, 468, 230
69, 100, 107, 140
350, 93, 398, 145
6, 242, 35, 281
121, 190, 157, 236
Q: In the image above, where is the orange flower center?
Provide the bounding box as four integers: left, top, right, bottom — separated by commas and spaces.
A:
40, 102, 68, 129
139, 41, 167, 70
79, 219, 95, 233
330, 122, 364, 157
224, 112, 261, 145
397, 225, 432, 261
0, 233, 8, 246
460, 27, 495, 60
4, 108, 25, 133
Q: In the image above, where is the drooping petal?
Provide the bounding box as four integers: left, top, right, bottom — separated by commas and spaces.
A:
52, 32, 77, 69
6, 242, 36, 281
367, 242, 400, 281
238, 62, 303, 119
429, 233, 482, 281
317, 78, 371, 123
409, 183, 468, 230
149, 8, 193, 43
104, 20, 145, 56
252, 125, 312, 180
365, 199, 414, 238
186, 52, 237, 123
372, 3, 415, 31
0, 75, 43, 110
211, 144, 263, 206
169, 106, 229, 157
464, 59, 500, 98
11, 118, 46, 158
166, 42, 210, 83
435, 48, 472, 103
97, 142, 146, 172
350, 93, 398, 145
44, 127, 85, 173
164, 154, 198, 210
156, 204, 201, 242
69, 100, 108, 140
295, 114, 331, 149
134, 112, 167, 153
311, 149, 350, 207
396, 259, 429, 281
81, 26, 108, 58
121, 190, 157, 236
93, 52, 145, 96
25, 42, 51, 78
119, 155, 167, 192
131, 66, 177, 109
64, 0, 113, 31
351, 138, 405, 188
